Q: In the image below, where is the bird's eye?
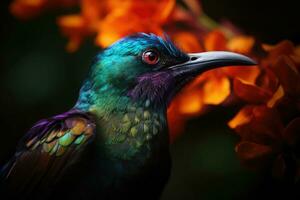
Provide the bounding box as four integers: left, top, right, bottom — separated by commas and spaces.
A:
142, 50, 159, 65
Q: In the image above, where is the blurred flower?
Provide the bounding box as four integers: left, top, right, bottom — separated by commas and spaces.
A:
230, 106, 300, 180
227, 36, 255, 54
172, 32, 203, 53
58, 0, 176, 51
232, 40, 300, 111
10, 0, 78, 20
229, 40, 300, 180
168, 30, 257, 141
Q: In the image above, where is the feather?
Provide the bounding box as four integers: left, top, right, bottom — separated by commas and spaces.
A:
0, 109, 96, 198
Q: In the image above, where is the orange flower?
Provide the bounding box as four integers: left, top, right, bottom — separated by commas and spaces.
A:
227, 36, 255, 54
191, 30, 256, 108
232, 40, 300, 109
223, 66, 260, 84
233, 78, 273, 104
168, 30, 257, 140
167, 75, 204, 141
58, 14, 91, 52
172, 32, 203, 53
56, 0, 176, 51
229, 40, 300, 180
167, 70, 232, 141
204, 30, 227, 51
270, 56, 300, 98
96, 0, 175, 47
231, 106, 300, 179
10, 0, 205, 53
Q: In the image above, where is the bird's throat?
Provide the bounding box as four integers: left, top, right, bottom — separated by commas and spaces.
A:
94, 98, 168, 160
75, 80, 169, 160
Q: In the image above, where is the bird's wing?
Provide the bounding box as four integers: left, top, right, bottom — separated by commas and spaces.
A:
0, 110, 96, 195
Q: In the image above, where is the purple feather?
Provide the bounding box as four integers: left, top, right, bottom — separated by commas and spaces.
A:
18, 109, 93, 151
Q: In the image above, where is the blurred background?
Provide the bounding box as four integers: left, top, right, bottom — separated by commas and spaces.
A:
1, 0, 300, 199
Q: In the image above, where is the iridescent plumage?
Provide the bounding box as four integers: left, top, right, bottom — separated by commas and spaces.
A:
0, 33, 255, 200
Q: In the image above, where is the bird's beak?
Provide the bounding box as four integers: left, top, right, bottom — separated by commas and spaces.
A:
165, 51, 256, 105
169, 51, 256, 77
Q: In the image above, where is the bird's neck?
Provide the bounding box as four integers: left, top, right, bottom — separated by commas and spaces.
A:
74, 80, 169, 160
74, 77, 170, 117
75, 79, 130, 116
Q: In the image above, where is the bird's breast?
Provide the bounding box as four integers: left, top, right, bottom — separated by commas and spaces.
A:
81, 102, 171, 198
97, 102, 169, 160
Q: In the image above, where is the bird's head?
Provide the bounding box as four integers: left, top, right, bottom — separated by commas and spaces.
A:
82, 33, 255, 110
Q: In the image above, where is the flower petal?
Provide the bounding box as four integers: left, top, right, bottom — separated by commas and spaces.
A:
57, 15, 89, 52
204, 30, 227, 51
97, 15, 163, 47
167, 100, 187, 142
172, 32, 203, 52
96, 0, 172, 47
202, 75, 231, 105
228, 106, 253, 129
81, 0, 107, 22
224, 66, 260, 84
227, 36, 255, 54
233, 78, 272, 104
57, 15, 87, 34
131, 0, 175, 23
178, 88, 204, 115
229, 105, 284, 144
270, 56, 300, 96
267, 85, 284, 108
255, 68, 279, 93
263, 40, 295, 59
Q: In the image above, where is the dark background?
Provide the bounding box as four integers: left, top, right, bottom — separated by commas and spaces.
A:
0, 0, 299, 199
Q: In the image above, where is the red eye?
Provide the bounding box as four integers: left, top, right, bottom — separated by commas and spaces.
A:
142, 50, 159, 65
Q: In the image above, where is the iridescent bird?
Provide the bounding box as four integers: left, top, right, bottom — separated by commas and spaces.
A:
0, 33, 255, 199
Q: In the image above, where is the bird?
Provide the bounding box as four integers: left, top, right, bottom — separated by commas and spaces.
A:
0, 33, 255, 200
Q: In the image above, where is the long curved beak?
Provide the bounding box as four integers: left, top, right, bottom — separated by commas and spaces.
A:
170, 51, 256, 77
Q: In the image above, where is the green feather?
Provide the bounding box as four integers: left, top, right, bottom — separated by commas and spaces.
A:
58, 132, 75, 146
74, 134, 86, 145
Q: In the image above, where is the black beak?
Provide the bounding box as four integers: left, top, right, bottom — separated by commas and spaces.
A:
169, 51, 256, 77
